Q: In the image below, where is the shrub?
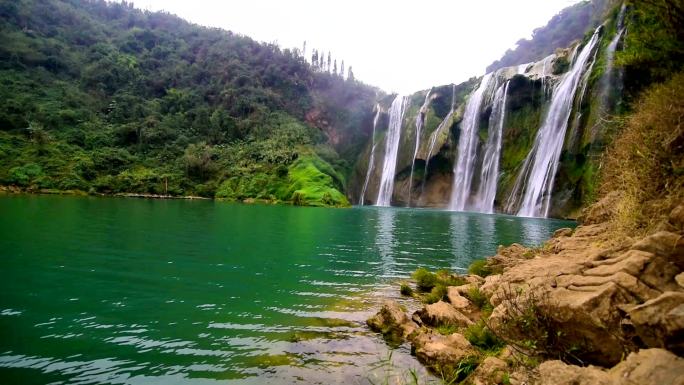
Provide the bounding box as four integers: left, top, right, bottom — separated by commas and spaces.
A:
436, 269, 466, 286
465, 320, 505, 353
399, 283, 413, 296
424, 284, 448, 304
601, 71, 684, 235
468, 259, 493, 277
412, 268, 438, 292
7, 163, 43, 186
465, 286, 492, 313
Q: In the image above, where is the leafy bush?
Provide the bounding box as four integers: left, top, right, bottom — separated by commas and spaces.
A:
465, 321, 505, 353
399, 283, 413, 296
412, 268, 438, 292
465, 286, 492, 313
424, 284, 448, 304
7, 163, 43, 186
468, 259, 493, 277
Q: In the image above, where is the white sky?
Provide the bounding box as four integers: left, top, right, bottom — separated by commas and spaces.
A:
134, 0, 582, 94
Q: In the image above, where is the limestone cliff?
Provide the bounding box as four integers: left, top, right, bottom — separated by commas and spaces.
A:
351, 2, 627, 219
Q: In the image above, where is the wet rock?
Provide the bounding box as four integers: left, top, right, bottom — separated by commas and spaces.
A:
628, 291, 684, 354
415, 301, 473, 327
367, 300, 417, 345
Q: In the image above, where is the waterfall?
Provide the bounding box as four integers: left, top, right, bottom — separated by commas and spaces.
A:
376, 95, 408, 207
597, 4, 626, 122
359, 104, 382, 205
516, 28, 602, 217
408, 90, 432, 206
421, 85, 455, 197
472, 81, 509, 213
449, 73, 493, 211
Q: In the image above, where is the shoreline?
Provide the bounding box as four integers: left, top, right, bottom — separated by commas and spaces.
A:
366, 195, 684, 384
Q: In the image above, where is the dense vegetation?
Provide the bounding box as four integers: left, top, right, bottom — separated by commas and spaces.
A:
486, 0, 615, 73
0, 0, 379, 206
599, 0, 684, 233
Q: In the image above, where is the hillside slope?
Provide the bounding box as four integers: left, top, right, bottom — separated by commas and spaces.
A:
0, 0, 379, 206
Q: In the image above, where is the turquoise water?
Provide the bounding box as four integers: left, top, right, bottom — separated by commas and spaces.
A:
0, 195, 573, 384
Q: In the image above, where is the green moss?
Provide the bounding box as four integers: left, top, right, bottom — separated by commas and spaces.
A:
284, 155, 350, 207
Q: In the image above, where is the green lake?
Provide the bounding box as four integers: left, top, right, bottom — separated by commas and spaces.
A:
0, 195, 574, 384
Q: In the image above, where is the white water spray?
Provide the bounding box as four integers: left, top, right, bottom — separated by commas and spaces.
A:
408, 90, 432, 205
376, 95, 408, 207
359, 104, 381, 205
516, 28, 602, 217
473, 81, 509, 213
449, 73, 493, 211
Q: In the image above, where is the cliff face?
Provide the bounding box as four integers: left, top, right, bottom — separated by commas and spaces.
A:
351, 2, 626, 219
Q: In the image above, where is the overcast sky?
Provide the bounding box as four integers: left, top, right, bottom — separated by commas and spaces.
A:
134, 0, 582, 94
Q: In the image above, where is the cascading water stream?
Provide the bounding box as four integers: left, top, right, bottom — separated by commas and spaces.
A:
421, 85, 455, 197
596, 3, 626, 124
472, 81, 509, 213
408, 90, 432, 206
449, 73, 493, 211
375, 95, 408, 207
359, 104, 381, 205
516, 27, 602, 217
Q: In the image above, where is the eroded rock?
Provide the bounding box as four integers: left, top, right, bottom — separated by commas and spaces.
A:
415, 301, 473, 327
468, 356, 508, 385
629, 291, 684, 354
412, 332, 476, 373
367, 300, 417, 345
538, 349, 684, 385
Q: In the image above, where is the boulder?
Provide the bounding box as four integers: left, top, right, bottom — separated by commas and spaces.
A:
538, 360, 612, 385
677, 272, 684, 289
367, 300, 418, 345
479, 274, 501, 300
669, 203, 684, 230
446, 287, 477, 318
467, 356, 508, 385
414, 301, 473, 327
553, 227, 574, 238
628, 291, 684, 354
610, 348, 684, 385
452, 283, 478, 296
538, 349, 684, 385
412, 332, 476, 372
631, 231, 684, 270
578, 191, 620, 225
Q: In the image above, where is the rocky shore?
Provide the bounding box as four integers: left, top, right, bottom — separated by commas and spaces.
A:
367, 197, 684, 384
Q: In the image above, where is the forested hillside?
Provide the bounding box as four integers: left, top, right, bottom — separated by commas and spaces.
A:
486, 0, 614, 73
0, 0, 378, 206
